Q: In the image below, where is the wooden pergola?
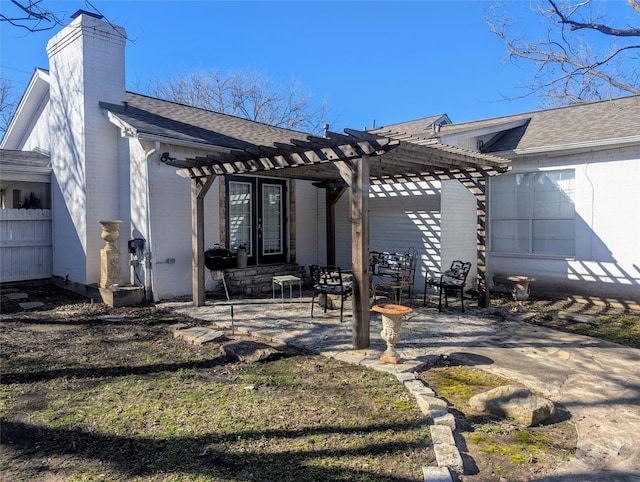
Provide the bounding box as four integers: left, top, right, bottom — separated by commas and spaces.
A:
170, 128, 510, 349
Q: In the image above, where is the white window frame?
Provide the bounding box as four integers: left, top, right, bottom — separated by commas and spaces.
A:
490, 169, 575, 256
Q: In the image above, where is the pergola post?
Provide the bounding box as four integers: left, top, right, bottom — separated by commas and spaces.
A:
192, 175, 216, 307
351, 155, 370, 349
333, 156, 371, 349
460, 175, 490, 308
476, 176, 490, 308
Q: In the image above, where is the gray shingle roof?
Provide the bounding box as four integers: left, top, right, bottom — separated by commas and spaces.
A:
372, 114, 450, 136
100, 92, 310, 150
100, 92, 511, 182
376, 95, 640, 153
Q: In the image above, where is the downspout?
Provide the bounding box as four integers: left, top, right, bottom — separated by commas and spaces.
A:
144, 141, 160, 302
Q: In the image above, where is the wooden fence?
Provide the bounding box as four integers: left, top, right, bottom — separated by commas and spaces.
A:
0, 209, 52, 282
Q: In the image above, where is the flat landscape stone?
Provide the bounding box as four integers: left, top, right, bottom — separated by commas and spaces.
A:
468, 384, 556, 426
18, 301, 44, 310
430, 425, 455, 445
422, 465, 452, 482
432, 412, 456, 429
5, 292, 28, 301
558, 312, 599, 325
222, 340, 279, 362
432, 441, 464, 472
175, 327, 226, 346
404, 379, 436, 397
416, 394, 449, 413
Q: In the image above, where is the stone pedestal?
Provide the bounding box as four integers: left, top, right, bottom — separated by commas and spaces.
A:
96, 220, 145, 308
99, 220, 123, 289
372, 303, 413, 364
508, 276, 535, 312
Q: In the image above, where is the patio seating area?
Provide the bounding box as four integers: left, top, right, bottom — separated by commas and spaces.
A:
169, 288, 467, 360
370, 248, 418, 305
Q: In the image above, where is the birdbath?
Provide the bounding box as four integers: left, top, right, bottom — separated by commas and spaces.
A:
507, 276, 535, 312
372, 303, 413, 364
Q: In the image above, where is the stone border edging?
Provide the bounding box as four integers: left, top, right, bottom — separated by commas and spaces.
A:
326, 352, 461, 481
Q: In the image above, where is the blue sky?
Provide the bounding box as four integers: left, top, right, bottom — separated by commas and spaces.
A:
0, 0, 632, 130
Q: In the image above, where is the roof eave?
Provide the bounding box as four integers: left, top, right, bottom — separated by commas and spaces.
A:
493, 136, 640, 157
104, 110, 246, 155
1, 68, 50, 150
438, 118, 530, 144
0, 164, 51, 182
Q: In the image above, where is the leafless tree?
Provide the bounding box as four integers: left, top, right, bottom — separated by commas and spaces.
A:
0, 78, 18, 138
142, 69, 331, 134
1, 0, 67, 32
488, 0, 640, 105
1, 0, 124, 38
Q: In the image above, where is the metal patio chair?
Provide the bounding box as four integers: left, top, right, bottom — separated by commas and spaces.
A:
424, 260, 472, 312
310, 265, 353, 323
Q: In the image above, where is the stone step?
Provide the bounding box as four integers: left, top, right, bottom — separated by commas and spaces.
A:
210, 263, 309, 296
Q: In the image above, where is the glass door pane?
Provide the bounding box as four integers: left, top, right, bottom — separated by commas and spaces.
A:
261, 183, 283, 255
229, 181, 252, 255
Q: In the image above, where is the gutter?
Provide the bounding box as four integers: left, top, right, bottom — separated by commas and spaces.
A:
144, 141, 160, 302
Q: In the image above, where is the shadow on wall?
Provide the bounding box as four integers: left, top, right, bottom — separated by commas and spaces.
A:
336, 178, 446, 293
490, 169, 639, 302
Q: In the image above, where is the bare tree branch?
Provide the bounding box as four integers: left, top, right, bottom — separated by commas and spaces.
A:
629, 0, 640, 15
1, 0, 128, 40
488, 0, 640, 105
141, 69, 332, 134
548, 0, 640, 36
0, 0, 64, 32
0, 77, 18, 137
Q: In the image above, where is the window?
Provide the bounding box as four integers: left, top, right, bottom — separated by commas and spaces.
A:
490, 170, 575, 256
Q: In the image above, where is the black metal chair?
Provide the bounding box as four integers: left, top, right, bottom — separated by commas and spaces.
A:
424, 260, 472, 312
310, 265, 353, 323
372, 248, 418, 305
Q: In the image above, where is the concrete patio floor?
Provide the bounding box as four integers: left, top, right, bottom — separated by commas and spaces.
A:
163, 293, 640, 482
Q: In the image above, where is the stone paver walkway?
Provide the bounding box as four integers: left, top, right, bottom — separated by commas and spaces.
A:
163, 295, 640, 482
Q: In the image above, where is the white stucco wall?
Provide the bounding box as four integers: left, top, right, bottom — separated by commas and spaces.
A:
490, 147, 640, 301
46, 13, 127, 286
293, 180, 320, 270
334, 180, 444, 293
440, 179, 477, 290
136, 147, 221, 300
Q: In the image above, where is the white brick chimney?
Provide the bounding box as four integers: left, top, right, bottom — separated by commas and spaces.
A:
46, 11, 127, 286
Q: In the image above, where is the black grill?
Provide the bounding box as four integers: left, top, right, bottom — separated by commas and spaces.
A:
204, 246, 233, 271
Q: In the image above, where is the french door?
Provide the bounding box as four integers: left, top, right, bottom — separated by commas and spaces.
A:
226, 176, 287, 265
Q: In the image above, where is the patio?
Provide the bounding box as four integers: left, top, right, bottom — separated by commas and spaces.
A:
152, 122, 512, 349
